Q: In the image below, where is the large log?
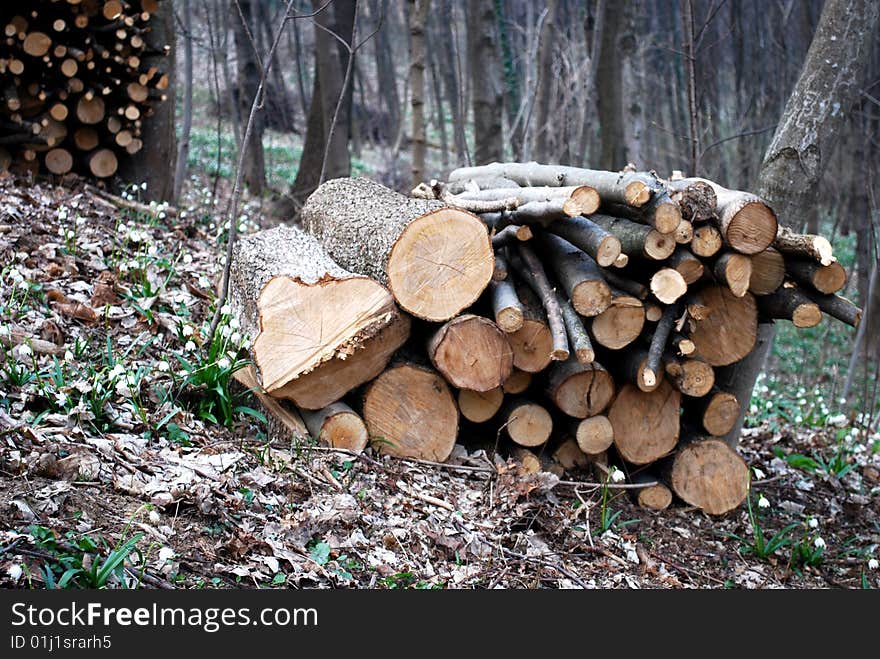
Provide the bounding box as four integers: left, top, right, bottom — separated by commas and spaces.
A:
545, 358, 615, 418
302, 177, 494, 322
427, 314, 514, 391
363, 362, 459, 461
667, 437, 749, 515
688, 285, 757, 366
608, 380, 680, 465
501, 398, 553, 447
230, 225, 398, 393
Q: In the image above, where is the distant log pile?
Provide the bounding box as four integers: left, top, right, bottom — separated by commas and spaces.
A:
231, 168, 859, 516
0, 1, 169, 180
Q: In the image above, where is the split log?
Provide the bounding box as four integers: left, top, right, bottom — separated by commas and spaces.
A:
502, 368, 533, 394
609, 380, 681, 465
631, 472, 673, 511
690, 224, 723, 258
693, 388, 739, 437
688, 285, 757, 366
535, 233, 611, 316
301, 177, 494, 322
590, 291, 645, 350
801, 290, 861, 327
545, 358, 615, 418
668, 248, 704, 285
785, 258, 847, 294
501, 398, 553, 447
427, 314, 513, 391
545, 215, 621, 266
300, 402, 369, 453
458, 387, 504, 423
571, 415, 614, 455
363, 362, 459, 461
489, 277, 524, 332
590, 214, 675, 261
229, 225, 397, 392
667, 437, 749, 515
271, 314, 411, 410
774, 226, 835, 266
748, 247, 786, 295
757, 284, 822, 328
713, 252, 752, 298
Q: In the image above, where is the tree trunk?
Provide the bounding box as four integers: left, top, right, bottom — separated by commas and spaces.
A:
409, 0, 431, 187
172, 0, 193, 202
531, 0, 557, 162
232, 0, 266, 193
467, 0, 504, 164
596, 2, 624, 169
372, 0, 401, 144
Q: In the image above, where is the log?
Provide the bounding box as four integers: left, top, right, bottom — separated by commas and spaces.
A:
590, 291, 645, 350
271, 313, 411, 410
590, 214, 675, 260
664, 353, 715, 397
600, 189, 683, 235
774, 225, 835, 266
667, 437, 749, 515
427, 314, 513, 391
713, 252, 753, 298
553, 439, 592, 472
546, 215, 621, 267
493, 251, 509, 281
545, 358, 615, 418
631, 472, 673, 511
785, 258, 847, 294
491, 224, 532, 248
502, 368, 532, 394
44, 147, 72, 174
501, 398, 553, 447
300, 402, 369, 453
449, 162, 659, 208
618, 346, 661, 392
668, 178, 717, 223
757, 284, 822, 328
457, 185, 600, 216
675, 178, 777, 254
363, 362, 459, 461
87, 148, 117, 178
748, 247, 786, 295
233, 366, 308, 441
668, 247, 704, 285
693, 388, 739, 437
229, 225, 397, 392
556, 291, 594, 363
23, 32, 52, 57
601, 269, 648, 299
73, 127, 99, 150
802, 290, 861, 327
690, 224, 723, 258
650, 268, 688, 304
688, 285, 757, 366
674, 219, 694, 244
458, 387, 504, 423
609, 380, 680, 465
76, 95, 105, 124
671, 332, 696, 356
644, 303, 678, 385
489, 277, 524, 332
511, 447, 543, 474
571, 415, 614, 455
302, 177, 494, 322
512, 242, 569, 360
644, 302, 664, 322
535, 233, 611, 317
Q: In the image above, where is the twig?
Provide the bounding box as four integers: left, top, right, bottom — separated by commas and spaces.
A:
396, 482, 455, 511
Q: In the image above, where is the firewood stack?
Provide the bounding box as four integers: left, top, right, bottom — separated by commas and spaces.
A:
0, 0, 168, 180
230, 165, 860, 516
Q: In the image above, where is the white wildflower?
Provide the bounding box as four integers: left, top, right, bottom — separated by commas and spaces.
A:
757, 495, 770, 509
229, 318, 240, 330
610, 468, 625, 483
752, 468, 765, 480
749, 404, 758, 414
220, 325, 231, 338
64, 350, 74, 362
16, 344, 32, 359
156, 360, 170, 373
798, 398, 807, 406
813, 537, 826, 550
765, 400, 773, 409
181, 324, 194, 337
117, 222, 128, 233
220, 304, 231, 315
182, 253, 193, 264
868, 558, 879, 570
16, 279, 29, 290
158, 546, 175, 562
217, 357, 231, 370
108, 364, 126, 379
76, 215, 86, 226
185, 340, 196, 352
54, 392, 68, 407
230, 332, 241, 345
808, 517, 819, 529
795, 415, 803, 424
198, 276, 211, 288
147, 245, 158, 257
7, 563, 22, 582
0, 325, 9, 336
158, 212, 166, 220
141, 182, 148, 191
115, 379, 133, 397
839, 397, 847, 406
827, 413, 847, 427
148, 510, 161, 525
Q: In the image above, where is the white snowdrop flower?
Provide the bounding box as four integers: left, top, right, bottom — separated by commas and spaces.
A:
220, 325, 231, 338
182, 253, 193, 264
0, 325, 9, 337
761, 385, 769, 394
117, 222, 128, 233
868, 558, 879, 570
181, 324, 194, 337
115, 380, 132, 398
238, 223, 246, 232
147, 244, 158, 257
64, 350, 74, 362
54, 392, 68, 407
66, 230, 75, 240
126, 259, 139, 271
16, 251, 28, 262
108, 364, 126, 379
16, 344, 32, 359
798, 398, 807, 406
58, 226, 66, 237
229, 318, 240, 330
757, 495, 770, 509
198, 276, 211, 288
230, 332, 241, 345
808, 517, 819, 529
795, 415, 803, 424
158, 546, 175, 562
16, 279, 29, 290
141, 182, 148, 191
749, 404, 758, 414
158, 212, 166, 220
752, 468, 765, 480
816, 396, 823, 403
765, 400, 773, 409
839, 397, 847, 406
827, 413, 847, 427
148, 510, 161, 525
217, 357, 231, 370
220, 304, 231, 315
220, 256, 227, 266
185, 340, 196, 352
57, 206, 68, 219
75, 215, 86, 226
156, 360, 170, 372
180, 211, 188, 219
610, 468, 625, 483
7, 563, 22, 582
813, 537, 826, 550
119, 262, 129, 273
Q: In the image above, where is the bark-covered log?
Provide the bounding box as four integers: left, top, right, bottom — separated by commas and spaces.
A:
668, 247, 705, 285
590, 214, 676, 260
546, 215, 622, 267
713, 252, 753, 298
785, 258, 847, 294
748, 247, 786, 295
688, 285, 758, 366
556, 291, 594, 363
645, 303, 679, 385
458, 387, 504, 423
427, 314, 514, 391
601, 269, 648, 299
545, 358, 615, 418
511, 243, 569, 360
608, 380, 680, 465
535, 233, 611, 317
664, 353, 715, 397
300, 402, 369, 453
507, 284, 554, 372
491, 224, 532, 248
618, 346, 661, 392
668, 178, 717, 223
363, 362, 459, 461
230, 225, 398, 392
457, 185, 600, 216
302, 177, 494, 322
667, 437, 749, 515
590, 291, 645, 350
774, 225, 835, 266
599, 189, 683, 235
501, 398, 553, 447
692, 388, 739, 437
802, 289, 861, 327
671, 332, 696, 356
489, 277, 524, 332
757, 284, 822, 328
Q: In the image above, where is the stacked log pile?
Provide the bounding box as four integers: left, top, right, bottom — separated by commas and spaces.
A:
230, 166, 859, 516
0, 0, 168, 179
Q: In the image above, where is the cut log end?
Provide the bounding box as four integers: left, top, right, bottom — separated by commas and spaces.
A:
596, 235, 622, 267
717, 253, 753, 297
428, 314, 513, 392
609, 380, 680, 465
502, 368, 532, 394
749, 247, 786, 295
508, 318, 554, 372
388, 208, 494, 321
563, 185, 601, 216
548, 361, 615, 418
591, 295, 645, 350
645, 230, 676, 260
650, 268, 687, 304
458, 387, 504, 423
701, 391, 739, 437
636, 483, 673, 510
691, 225, 723, 258
504, 400, 553, 447
654, 201, 683, 235
792, 303, 822, 328
624, 180, 651, 207
690, 286, 757, 366
670, 439, 750, 515
88, 148, 117, 178
727, 202, 777, 254
303, 404, 369, 453
574, 415, 614, 455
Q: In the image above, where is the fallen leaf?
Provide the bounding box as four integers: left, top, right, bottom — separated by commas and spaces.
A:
53, 301, 97, 323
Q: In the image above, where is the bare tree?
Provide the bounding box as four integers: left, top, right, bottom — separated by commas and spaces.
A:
409, 0, 431, 187
467, 0, 503, 165
233, 0, 266, 193
173, 0, 194, 201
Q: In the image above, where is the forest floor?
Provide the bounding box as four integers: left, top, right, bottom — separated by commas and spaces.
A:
0, 175, 878, 590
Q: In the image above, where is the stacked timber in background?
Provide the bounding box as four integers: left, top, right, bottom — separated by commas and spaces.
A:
230, 167, 860, 516
0, 0, 168, 179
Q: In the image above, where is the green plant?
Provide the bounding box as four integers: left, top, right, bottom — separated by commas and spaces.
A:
594, 467, 626, 535
726, 490, 797, 560
789, 519, 826, 572
380, 571, 442, 590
